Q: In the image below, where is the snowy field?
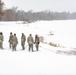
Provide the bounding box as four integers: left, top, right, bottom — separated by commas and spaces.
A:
0, 20, 76, 75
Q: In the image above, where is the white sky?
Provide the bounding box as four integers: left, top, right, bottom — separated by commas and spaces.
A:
3, 0, 76, 12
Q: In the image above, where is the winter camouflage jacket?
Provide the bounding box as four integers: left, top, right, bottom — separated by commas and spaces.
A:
0, 34, 4, 42
21, 34, 26, 43
9, 34, 13, 43
27, 35, 34, 45
12, 35, 18, 45
35, 37, 40, 44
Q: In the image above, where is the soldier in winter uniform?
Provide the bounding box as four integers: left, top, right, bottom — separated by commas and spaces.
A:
21, 33, 26, 50
0, 32, 4, 49
35, 34, 40, 51
27, 34, 34, 52
8, 32, 13, 49
12, 33, 18, 51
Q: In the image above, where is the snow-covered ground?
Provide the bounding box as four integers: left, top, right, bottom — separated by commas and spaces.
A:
0, 20, 76, 75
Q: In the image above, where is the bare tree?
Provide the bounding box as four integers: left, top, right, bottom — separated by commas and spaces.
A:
0, 0, 4, 21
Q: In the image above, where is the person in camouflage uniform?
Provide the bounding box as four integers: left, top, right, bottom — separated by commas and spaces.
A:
21, 33, 26, 50
8, 32, 13, 49
12, 33, 18, 51
27, 34, 34, 52
0, 32, 4, 49
35, 34, 40, 51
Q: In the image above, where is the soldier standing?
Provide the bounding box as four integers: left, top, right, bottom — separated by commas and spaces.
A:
8, 32, 13, 49
21, 33, 26, 50
12, 33, 18, 51
27, 34, 34, 52
0, 32, 4, 49
35, 34, 40, 51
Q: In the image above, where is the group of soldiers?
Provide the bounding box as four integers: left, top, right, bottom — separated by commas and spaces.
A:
0, 32, 40, 52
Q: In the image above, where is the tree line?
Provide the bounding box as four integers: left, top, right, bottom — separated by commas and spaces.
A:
0, 0, 4, 21
2, 7, 76, 22
0, 0, 76, 22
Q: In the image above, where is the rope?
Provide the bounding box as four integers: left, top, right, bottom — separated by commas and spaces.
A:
25, 45, 28, 49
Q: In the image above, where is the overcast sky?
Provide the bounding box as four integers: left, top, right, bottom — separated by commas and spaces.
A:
3, 0, 76, 12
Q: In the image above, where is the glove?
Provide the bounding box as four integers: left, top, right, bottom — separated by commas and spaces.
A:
38, 42, 39, 44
